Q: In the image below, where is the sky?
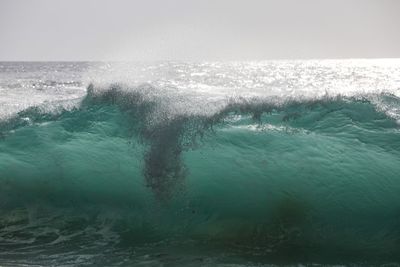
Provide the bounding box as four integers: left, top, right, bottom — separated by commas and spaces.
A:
0, 0, 399, 61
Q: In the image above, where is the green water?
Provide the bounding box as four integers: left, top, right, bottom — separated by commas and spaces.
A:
1, 88, 400, 266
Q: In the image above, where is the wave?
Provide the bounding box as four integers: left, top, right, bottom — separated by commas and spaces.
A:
1, 84, 400, 265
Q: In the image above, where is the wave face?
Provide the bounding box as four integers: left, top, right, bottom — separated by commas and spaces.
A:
1, 82, 400, 266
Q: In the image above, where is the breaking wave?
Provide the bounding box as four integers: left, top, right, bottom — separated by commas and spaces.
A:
1, 84, 400, 266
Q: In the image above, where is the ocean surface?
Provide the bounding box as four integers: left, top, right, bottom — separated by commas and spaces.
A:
0, 60, 400, 266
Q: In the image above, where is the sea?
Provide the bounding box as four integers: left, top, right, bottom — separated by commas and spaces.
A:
0, 60, 400, 266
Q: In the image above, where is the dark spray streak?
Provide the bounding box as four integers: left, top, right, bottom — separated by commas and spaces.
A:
142, 117, 188, 201
86, 84, 197, 201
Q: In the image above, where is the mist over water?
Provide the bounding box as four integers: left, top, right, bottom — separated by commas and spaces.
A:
1, 60, 400, 266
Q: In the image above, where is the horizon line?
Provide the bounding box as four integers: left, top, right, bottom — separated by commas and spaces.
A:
1, 57, 400, 63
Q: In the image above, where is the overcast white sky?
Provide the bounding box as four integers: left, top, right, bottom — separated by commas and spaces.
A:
0, 0, 399, 61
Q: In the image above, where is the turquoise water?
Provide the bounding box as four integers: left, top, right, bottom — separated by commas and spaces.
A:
1, 84, 400, 266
